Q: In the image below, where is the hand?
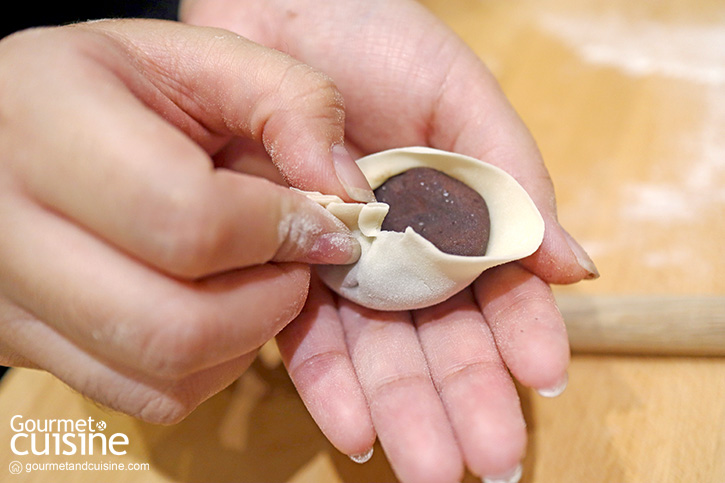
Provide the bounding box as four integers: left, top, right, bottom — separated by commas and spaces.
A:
0, 19, 369, 423
182, 1, 598, 481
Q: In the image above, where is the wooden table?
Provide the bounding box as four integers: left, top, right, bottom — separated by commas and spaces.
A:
2, 0, 724, 481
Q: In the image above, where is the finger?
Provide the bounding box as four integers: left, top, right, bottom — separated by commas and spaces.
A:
338, 300, 463, 483
0, 194, 310, 379
424, 48, 598, 284
413, 290, 527, 480
0, 300, 256, 423
474, 264, 570, 395
3, 23, 361, 279
276, 277, 376, 458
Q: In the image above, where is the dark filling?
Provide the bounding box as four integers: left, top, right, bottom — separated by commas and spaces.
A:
374, 167, 490, 256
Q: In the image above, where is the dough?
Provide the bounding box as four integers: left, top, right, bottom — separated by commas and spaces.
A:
300, 146, 545, 311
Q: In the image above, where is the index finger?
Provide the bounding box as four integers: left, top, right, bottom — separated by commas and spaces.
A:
4, 22, 362, 278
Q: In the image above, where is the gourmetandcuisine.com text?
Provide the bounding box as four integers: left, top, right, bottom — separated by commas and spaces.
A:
21, 461, 150, 473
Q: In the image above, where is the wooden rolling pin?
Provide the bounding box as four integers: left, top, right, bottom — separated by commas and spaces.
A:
555, 294, 725, 356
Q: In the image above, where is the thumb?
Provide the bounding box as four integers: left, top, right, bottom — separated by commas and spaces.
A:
91, 19, 374, 202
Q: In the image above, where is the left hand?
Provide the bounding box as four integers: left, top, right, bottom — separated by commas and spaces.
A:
182, 1, 597, 481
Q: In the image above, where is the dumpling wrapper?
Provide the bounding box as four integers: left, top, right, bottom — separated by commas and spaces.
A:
299, 146, 545, 311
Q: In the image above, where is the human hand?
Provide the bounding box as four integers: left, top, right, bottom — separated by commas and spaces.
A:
182, 0, 598, 481
0, 19, 371, 423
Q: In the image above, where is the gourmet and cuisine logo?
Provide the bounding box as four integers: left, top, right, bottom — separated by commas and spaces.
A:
10, 415, 129, 456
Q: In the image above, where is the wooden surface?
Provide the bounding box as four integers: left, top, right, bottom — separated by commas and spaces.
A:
2, 0, 724, 481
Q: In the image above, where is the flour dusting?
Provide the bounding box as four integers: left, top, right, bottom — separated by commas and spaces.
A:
621, 88, 725, 222
538, 13, 725, 86
537, 11, 725, 224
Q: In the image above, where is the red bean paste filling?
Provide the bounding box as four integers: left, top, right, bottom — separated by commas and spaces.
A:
374, 167, 490, 256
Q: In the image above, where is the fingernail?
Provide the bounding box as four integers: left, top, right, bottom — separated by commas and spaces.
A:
537, 372, 568, 398
349, 447, 374, 464
332, 144, 376, 203
562, 229, 600, 279
309, 232, 361, 265
483, 463, 523, 483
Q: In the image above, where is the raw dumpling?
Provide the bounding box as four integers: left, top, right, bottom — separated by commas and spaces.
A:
300, 146, 545, 311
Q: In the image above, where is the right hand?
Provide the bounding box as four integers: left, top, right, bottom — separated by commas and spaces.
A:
0, 19, 365, 423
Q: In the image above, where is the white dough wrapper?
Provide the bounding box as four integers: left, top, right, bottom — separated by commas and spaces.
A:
299, 146, 545, 311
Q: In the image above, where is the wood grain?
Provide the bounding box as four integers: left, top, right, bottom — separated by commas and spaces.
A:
559, 295, 725, 355
1, 0, 724, 482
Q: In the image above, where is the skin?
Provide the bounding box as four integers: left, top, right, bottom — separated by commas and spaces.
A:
0, 20, 363, 422
180, 1, 597, 481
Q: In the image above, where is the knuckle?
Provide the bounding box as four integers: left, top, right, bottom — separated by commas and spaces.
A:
2, 24, 114, 76
287, 348, 348, 383
144, 186, 227, 279
135, 297, 211, 378
0, 28, 80, 121
134, 391, 197, 425
271, 60, 345, 123
290, 63, 343, 104
437, 359, 500, 391
369, 371, 431, 400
